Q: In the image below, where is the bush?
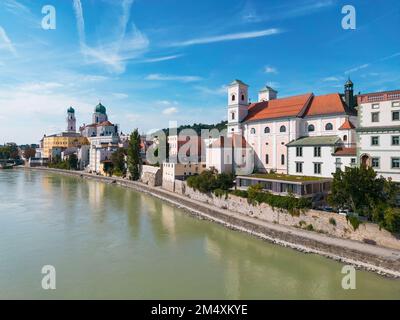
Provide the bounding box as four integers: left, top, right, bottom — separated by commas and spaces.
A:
305, 224, 314, 231
347, 214, 361, 231
187, 170, 234, 195
329, 218, 337, 226
233, 183, 311, 216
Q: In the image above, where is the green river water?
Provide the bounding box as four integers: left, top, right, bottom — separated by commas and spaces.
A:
0, 170, 399, 299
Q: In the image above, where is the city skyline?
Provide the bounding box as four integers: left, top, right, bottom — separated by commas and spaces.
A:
0, 0, 399, 144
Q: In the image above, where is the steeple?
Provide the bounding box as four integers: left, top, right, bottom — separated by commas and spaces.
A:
344, 77, 355, 109
67, 107, 76, 132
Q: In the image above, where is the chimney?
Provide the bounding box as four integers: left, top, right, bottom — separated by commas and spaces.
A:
258, 86, 278, 102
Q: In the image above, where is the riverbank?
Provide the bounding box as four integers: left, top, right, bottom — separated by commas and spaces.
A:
21, 167, 400, 278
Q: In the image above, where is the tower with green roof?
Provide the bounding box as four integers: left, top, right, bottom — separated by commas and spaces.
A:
92, 102, 108, 124
67, 107, 76, 132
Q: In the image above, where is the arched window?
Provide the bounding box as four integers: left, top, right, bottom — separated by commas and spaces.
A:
265, 154, 269, 164
264, 127, 270, 134
281, 154, 285, 165
343, 135, 348, 141
325, 123, 333, 131
231, 94, 236, 102
308, 124, 315, 132
280, 125, 286, 133
241, 94, 245, 101
250, 128, 256, 134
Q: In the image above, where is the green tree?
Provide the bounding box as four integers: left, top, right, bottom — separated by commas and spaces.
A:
127, 129, 141, 180
23, 147, 36, 160
328, 166, 400, 233
67, 154, 78, 170
111, 148, 127, 176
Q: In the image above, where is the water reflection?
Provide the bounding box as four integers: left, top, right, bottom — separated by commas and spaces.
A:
1, 170, 399, 299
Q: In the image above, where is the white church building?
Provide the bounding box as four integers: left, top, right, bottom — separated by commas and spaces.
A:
207, 79, 359, 178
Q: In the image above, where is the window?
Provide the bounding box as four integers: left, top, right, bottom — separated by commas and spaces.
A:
393, 101, 400, 108
392, 158, 400, 169
371, 157, 380, 168
314, 163, 321, 174
351, 158, 356, 165
241, 94, 245, 101
314, 147, 321, 157
296, 147, 303, 157
343, 135, 348, 142
335, 158, 342, 170
250, 128, 256, 134
264, 127, 270, 134
371, 136, 379, 146
392, 136, 400, 146
308, 124, 315, 132
265, 154, 269, 164
372, 103, 380, 109
281, 154, 285, 165
325, 123, 333, 131
393, 111, 400, 121
371, 112, 380, 123
296, 162, 303, 173
231, 112, 235, 120
231, 94, 236, 102
280, 125, 286, 133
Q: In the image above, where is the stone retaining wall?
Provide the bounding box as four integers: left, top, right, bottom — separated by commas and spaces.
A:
179, 182, 400, 250
140, 165, 162, 187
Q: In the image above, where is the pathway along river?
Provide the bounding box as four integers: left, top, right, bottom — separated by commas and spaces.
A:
0, 170, 399, 299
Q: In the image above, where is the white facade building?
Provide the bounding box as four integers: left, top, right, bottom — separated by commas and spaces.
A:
208, 79, 358, 177
357, 90, 400, 182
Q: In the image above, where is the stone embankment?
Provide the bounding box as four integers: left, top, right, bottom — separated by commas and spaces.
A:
24, 167, 400, 278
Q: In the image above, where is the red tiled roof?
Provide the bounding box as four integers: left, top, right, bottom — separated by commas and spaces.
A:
339, 119, 356, 130
244, 93, 312, 122
304, 93, 348, 117
334, 147, 356, 156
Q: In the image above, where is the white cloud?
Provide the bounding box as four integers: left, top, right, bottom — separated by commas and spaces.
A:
146, 74, 202, 82
344, 63, 370, 75
322, 76, 340, 82
162, 107, 178, 115
264, 66, 278, 74
0, 26, 16, 55
169, 28, 282, 47
112, 93, 129, 99
195, 85, 227, 96
73, 0, 149, 73
142, 54, 183, 63
73, 0, 85, 45
19, 82, 63, 92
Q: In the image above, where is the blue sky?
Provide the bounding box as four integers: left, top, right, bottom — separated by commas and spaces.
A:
0, 0, 399, 144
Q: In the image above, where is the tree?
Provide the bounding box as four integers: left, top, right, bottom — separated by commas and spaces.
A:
23, 147, 36, 160
111, 148, 127, 176
328, 166, 400, 233
67, 154, 78, 170
127, 129, 141, 181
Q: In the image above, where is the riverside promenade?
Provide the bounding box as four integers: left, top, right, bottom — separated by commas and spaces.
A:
22, 167, 400, 278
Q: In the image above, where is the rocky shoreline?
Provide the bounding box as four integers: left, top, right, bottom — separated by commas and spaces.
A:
21, 167, 400, 278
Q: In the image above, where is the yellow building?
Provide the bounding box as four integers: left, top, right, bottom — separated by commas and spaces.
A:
43, 132, 89, 159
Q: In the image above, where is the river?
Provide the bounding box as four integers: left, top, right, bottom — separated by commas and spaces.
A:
0, 169, 399, 299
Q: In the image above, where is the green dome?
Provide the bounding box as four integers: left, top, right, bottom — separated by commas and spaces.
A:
95, 103, 106, 114
67, 107, 75, 113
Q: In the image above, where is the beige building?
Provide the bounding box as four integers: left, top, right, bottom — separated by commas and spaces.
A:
162, 162, 207, 182
43, 132, 89, 159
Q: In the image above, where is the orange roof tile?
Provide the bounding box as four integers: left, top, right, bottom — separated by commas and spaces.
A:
334, 147, 356, 156
304, 93, 348, 117
339, 119, 356, 130
244, 93, 312, 122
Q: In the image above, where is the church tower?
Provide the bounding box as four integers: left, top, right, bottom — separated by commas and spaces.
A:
227, 80, 249, 137
344, 78, 355, 110
92, 102, 108, 124
67, 107, 76, 132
